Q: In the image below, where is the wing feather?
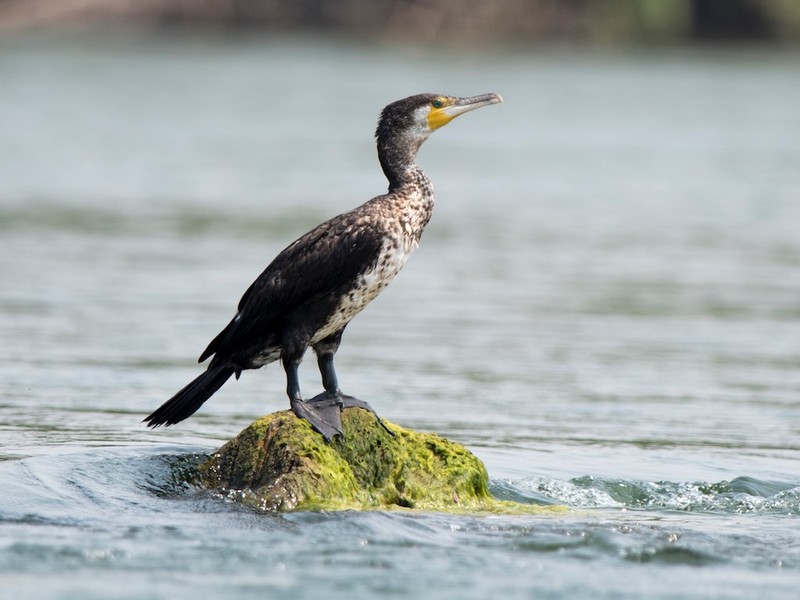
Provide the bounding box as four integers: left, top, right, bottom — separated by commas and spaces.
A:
200, 204, 386, 363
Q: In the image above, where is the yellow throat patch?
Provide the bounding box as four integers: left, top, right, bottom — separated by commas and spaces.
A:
426, 98, 456, 131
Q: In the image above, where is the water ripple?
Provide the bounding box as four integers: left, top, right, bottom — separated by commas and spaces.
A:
511, 475, 800, 514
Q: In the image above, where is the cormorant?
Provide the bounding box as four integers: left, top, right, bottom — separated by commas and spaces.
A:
144, 92, 503, 440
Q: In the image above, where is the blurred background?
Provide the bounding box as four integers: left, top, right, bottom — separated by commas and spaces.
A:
1, 0, 798, 448
2, 0, 800, 43
1, 0, 799, 463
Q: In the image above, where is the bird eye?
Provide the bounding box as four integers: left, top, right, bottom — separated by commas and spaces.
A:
431, 98, 444, 109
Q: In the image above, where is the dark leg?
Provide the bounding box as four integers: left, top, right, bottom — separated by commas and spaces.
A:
314, 329, 344, 395
318, 352, 340, 395
283, 352, 343, 441
312, 331, 395, 437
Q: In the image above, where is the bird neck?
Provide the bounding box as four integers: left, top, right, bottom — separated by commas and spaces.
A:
377, 131, 426, 191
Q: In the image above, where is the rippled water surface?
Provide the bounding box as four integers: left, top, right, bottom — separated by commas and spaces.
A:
1, 34, 799, 599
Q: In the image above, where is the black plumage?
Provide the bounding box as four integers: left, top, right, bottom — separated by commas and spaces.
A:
144, 92, 502, 440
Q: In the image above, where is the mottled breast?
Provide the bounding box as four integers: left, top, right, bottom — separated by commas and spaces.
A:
313, 179, 433, 343
313, 233, 411, 343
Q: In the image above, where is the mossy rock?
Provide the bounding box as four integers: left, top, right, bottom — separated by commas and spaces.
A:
196, 407, 565, 514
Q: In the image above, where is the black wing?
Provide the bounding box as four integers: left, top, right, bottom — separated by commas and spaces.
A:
199, 204, 386, 364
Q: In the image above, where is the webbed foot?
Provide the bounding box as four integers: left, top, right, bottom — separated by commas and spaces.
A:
291, 392, 395, 441
291, 394, 343, 442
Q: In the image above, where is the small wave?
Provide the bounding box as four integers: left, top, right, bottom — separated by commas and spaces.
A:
510, 475, 800, 514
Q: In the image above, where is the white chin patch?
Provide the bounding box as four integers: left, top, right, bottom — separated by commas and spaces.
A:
412, 105, 433, 136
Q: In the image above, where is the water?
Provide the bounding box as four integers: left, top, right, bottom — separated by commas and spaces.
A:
1, 34, 800, 598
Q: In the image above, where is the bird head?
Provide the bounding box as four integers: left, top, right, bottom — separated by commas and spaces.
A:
376, 93, 503, 143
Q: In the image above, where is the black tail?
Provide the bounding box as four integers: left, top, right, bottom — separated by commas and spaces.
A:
144, 365, 234, 427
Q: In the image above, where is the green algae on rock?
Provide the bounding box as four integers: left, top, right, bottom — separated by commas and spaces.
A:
196, 407, 564, 514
